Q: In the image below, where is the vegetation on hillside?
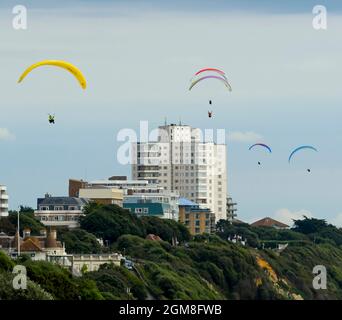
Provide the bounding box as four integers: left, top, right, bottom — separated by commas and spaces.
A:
1, 203, 342, 300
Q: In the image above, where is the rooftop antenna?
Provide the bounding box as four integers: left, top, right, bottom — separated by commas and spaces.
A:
179, 116, 182, 126
164, 117, 167, 126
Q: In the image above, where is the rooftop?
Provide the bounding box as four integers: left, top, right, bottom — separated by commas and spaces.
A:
179, 198, 198, 207
38, 196, 88, 206
251, 217, 289, 229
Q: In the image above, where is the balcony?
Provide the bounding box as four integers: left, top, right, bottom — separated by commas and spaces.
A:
39, 220, 80, 228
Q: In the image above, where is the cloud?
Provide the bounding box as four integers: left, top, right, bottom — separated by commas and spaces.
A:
273, 208, 313, 226
227, 131, 263, 143
0, 128, 15, 141
330, 213, 342, 228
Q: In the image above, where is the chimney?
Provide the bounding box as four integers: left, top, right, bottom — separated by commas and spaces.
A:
23, 228, 31, 239
40, 228, 47, 237
50, 228, 57, 240
45, 193, 51, 198
46, 228, 58, 248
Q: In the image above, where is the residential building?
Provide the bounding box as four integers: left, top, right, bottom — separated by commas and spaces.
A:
0, 228, 70, 262
178, 198, 215, 235
123, 192, 179, 220
69, 179, 88, 197
251, 217, 289, 230
0, 229, 124, 273
226, 196, 237, 222
69, 177, 164, 197
72, 253, 123, 274
131, 123, 228, 221
78, 187, 124, 206
124, 201, 173, 220
34, 194, 88, 228
0, 185, 9, 217
70, 177, 180, 217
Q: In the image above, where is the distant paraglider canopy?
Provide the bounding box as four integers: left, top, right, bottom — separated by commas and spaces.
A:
249, 143, 272, 153
288, 145, 318, 163
18, 60, 87, 89
189, 75, 232, 91
195, 68, 226, 77
189, 67, 232, 91
288, 145, 318, 172
249, 143, 272, 166
190, 67, 232, 117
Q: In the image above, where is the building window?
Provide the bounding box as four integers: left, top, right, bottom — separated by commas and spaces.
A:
143, 208, 149, 214
68, 206, 77, 211
39, 206, 49, 211
195, 227, 200, 234
135, 208, 143, 214
195, 220, 200, 226
54, 206, 64, 211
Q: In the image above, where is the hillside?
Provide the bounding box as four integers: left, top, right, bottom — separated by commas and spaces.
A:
1, 204, 342, 300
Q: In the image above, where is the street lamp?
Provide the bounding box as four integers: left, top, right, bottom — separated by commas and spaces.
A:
17, 206, 20, 257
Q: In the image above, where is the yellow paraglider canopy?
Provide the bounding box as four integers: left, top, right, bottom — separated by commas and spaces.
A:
18, 60, 87, 89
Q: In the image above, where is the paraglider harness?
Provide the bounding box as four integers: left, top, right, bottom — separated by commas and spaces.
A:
48, 114, 55, 124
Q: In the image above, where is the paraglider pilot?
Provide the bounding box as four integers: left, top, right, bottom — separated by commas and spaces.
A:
208, 111, 213, 118
48, 114, 55, 124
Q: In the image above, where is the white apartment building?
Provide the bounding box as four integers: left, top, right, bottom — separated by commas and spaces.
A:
132, 123, 228, 221
34, 195, 88, 228
0, 185, 9, 217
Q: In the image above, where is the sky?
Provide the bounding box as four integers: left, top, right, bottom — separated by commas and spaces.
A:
1, 0, 342, 226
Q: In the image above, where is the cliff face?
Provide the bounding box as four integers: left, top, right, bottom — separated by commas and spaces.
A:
111, 234, 342, 300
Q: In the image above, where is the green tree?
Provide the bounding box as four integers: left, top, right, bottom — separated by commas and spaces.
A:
293, 216, 328, 234
8, 207, 45, 235
80, 203, 145, 242
141, 216, 191, 243
58, 228, 103, 254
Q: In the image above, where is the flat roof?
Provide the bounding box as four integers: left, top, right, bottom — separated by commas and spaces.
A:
88, 180, 149, 185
